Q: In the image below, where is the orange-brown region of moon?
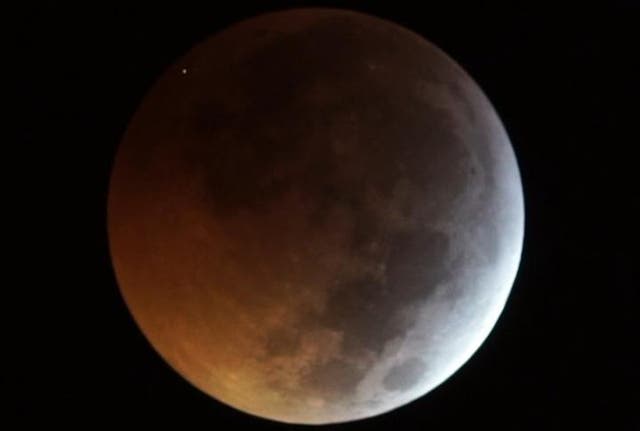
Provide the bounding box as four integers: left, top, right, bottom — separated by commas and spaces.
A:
108, 8, 524, 424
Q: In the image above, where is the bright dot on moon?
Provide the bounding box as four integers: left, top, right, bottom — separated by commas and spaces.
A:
181, 68, 188, 75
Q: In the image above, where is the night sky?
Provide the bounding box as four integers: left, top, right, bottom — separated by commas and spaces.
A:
11, 2, 638, 429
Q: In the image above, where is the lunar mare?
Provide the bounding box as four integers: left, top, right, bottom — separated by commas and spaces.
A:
108, 9, 524, 424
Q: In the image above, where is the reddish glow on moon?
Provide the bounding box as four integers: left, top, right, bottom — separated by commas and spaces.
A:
108, 8, 524, 424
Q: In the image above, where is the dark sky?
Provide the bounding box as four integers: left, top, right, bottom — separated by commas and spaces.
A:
11, 2, 638, 429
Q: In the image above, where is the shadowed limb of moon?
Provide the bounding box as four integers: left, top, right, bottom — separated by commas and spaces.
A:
108, 8, 524, 425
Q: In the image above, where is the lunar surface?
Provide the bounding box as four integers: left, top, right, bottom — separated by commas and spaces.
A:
108, 8, 524, 424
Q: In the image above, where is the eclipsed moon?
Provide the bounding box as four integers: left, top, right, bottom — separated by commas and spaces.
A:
108, 8, 524, 424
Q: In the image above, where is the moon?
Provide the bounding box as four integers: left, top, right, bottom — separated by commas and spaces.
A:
108, 8, 524, 424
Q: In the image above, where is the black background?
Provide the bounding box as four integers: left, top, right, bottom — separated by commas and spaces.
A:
11, 2, 638, 429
